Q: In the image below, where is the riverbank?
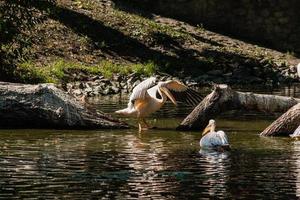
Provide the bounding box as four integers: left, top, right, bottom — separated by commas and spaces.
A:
1, 0, 299, 91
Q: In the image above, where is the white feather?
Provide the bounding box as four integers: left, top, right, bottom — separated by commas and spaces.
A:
297, 63, 300, 78
129, 77, 156, 102
115, 77, 156, 116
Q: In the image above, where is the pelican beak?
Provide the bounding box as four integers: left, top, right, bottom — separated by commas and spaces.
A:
202, 124, 211, 136
160, 87, 177, 106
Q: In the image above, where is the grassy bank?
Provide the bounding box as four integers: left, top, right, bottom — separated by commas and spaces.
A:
1, 0, 299, 85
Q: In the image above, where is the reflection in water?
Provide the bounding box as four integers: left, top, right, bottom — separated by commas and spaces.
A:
199, 149, 230, 197
119, 134, 175, 199
0, 126, 299, 199
0, 84, 299, 199
292, 140, 300, 198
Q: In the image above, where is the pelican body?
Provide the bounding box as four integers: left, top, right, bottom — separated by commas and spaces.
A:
200, 119, 230, 151
115, 77, 202, 132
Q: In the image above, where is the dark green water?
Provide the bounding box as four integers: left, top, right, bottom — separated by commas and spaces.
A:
0, 84, 299, 199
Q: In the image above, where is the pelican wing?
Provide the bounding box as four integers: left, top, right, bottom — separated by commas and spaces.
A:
162, 80, 203, 105
215, 131, 229, 146
200, 131, 228, 148
129, 77, 156, 102
202, 131, 229, 147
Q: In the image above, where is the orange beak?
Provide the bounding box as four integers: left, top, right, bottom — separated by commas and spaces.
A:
202, 124, 211, 136
160, 87, 177, 106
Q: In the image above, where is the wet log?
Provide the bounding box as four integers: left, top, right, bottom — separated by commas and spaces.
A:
0, 82, 128, 129
177, 84, 300, 136
261, 103, 300, 136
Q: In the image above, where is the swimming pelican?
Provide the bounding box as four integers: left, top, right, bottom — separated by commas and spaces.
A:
200, 119, 230, 151
115, 77, 202, 132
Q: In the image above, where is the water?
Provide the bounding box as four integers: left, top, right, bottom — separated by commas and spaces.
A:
0, 84, 299, 199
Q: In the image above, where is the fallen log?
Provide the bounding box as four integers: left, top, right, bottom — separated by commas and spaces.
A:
260, 103, 300, 136
0, 82, 128, 129
177, 84, 300, 136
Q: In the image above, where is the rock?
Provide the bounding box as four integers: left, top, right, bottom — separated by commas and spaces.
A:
132, 80, 141, 88
102, 88, 110, 95
289, 73, 298, 79
84, 87, 93, 93
79, 82, 85, 89
89, 75, 100, 81
89, 81, 100, 87
111, 86, 120, 93
127, 77, 134, 85
92, 90, 100, 96
114, 74, 123, 82
120, 82, 127, 89
101, 78, 111, 84
289, 65, 296, 73
73, 89, 82, 96
67, 83, 74, 89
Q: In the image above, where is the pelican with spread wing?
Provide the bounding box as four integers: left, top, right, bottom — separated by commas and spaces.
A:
115, 77, 202, 132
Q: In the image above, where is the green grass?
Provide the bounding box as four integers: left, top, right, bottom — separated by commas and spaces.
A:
17, 59, 158, 84
16, 62, 50, 83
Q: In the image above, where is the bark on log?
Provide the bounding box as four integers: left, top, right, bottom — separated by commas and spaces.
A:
260, 103, 300, 136
0, 82, 128, 129
177, 84, 300, 136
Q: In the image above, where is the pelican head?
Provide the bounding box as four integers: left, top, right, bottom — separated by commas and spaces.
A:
202, 119, 216, 136
158, 83, 178, 106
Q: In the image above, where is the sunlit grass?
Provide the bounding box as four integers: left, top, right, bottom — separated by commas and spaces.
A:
17, 59, 158, 84
16, 62, 50, 83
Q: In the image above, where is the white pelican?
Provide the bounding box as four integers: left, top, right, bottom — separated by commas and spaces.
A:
200, 119, 230, 151
115, 77, 202, 132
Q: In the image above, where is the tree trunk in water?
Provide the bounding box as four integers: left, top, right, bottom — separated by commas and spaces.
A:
177, 84, 300, 136
0, 82, 128, 129
260, 103, 300, 136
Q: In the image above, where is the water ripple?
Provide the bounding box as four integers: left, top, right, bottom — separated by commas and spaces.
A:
0, 84, 300, 199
